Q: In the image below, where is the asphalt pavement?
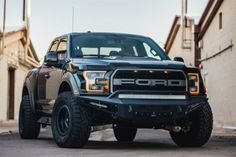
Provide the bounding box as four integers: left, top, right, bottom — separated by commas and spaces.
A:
0, 126, 236, 157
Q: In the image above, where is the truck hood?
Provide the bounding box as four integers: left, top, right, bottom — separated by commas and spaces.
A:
71, 57, 187, 70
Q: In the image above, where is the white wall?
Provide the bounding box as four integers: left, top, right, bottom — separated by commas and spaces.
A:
168, 23, 195, 66
200, 0, 236, 127
0, 39, 29, 121
0, 57, 9, 120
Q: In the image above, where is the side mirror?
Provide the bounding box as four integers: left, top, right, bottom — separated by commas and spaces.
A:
44, 52, 58, 66
174, 57, 184, 63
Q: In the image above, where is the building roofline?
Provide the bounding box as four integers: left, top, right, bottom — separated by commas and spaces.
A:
164, 16, 180, 54
0, 27, 39, 62
0, 27, 25, 38
198, 0, 215, 27
198, 0, 224, 40
29, 39, 39, 62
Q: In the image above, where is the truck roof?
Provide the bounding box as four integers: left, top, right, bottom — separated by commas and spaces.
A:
56, 32, 150, 40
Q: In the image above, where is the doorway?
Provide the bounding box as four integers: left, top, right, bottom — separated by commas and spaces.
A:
8, 68, 15, 120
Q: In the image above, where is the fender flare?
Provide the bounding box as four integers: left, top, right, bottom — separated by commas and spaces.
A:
59, 72, 80, 96
23, 78, 36, 112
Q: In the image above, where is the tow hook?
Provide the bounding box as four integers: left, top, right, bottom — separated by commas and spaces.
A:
163, 125, 182, 132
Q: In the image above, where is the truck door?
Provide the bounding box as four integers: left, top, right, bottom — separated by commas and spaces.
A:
38, 40, 59, 103
37, 38, 68, 113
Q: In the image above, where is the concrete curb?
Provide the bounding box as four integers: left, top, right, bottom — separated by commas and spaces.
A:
212, 127, 236, 137
0, 120, 18, 135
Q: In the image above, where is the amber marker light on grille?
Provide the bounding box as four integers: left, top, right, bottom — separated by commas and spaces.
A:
164, 70, 168, 74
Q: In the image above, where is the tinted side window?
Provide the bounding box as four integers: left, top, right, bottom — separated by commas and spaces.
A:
49, 40, 59, 52
57, 38, 67, 52
57, 38, 67, 60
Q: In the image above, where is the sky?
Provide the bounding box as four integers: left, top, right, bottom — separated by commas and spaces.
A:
0, 0, 208, 59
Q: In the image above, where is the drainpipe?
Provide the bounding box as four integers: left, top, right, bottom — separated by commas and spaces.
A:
181, 0, 187, 48
1, 0, 7, 57
194, 25, 200, 67
23, 0, 31, 61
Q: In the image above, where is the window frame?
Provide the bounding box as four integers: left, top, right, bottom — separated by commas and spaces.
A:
48, 40, 59, 52
219, 12, 223, 30
57, 38, 68, 52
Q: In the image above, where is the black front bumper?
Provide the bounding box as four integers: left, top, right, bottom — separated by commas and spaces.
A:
76, 92, 208, 127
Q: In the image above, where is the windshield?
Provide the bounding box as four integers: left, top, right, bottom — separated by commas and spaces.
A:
70, 34, 169, 60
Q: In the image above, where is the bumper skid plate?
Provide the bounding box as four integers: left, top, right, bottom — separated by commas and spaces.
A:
77, 94, 207, 126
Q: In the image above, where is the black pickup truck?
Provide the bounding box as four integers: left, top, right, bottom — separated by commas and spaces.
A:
19, 32, 213, 148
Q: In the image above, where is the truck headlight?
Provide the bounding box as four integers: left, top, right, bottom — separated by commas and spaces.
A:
188, 73, 200, 95
83, 71, 109, 93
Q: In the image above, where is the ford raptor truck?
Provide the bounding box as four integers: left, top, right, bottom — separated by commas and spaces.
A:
19, 32, 213, 148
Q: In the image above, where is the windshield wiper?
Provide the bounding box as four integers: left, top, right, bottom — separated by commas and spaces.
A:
76, 54, 109, 58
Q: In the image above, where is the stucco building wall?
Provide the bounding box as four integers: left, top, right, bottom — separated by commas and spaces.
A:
168, 25, 195, 66
0, 29, 39, 121
0, 40, 28, 120
165, 16, 196, 66
200, 0, 236, 127
165, 0, 236, 128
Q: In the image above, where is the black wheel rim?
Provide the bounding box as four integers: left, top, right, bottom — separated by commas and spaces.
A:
57, 105, 71, 136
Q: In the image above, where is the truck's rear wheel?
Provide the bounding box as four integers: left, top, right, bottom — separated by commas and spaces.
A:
113, 124, 137, 142
170, 102, 213, 147
19, 95, 40, 139
52, 92, 91, 148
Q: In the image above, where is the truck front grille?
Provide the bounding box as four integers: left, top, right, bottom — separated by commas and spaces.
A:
111, 69, 187, 93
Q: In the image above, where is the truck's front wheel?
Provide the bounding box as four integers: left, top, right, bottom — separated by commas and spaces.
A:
113, 124, 137, 142
19, 95, 40, 139
170, 102, 213, 147
52, 92, 91, 148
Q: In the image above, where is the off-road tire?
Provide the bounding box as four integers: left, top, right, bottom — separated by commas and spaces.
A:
113, 124, 137, 142
170, 102, 213, 147
19, 95, 40, 139
52, 92, 91, 148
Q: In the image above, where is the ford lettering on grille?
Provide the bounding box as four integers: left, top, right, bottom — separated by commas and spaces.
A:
113, 79, 185, 87
111, 69, 187, 92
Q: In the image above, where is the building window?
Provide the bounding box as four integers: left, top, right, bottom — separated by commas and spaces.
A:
219, 12, 222, 29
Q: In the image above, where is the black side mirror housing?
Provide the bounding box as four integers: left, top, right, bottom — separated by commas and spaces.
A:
44, 52, 58, 66
174, 57, 184, 63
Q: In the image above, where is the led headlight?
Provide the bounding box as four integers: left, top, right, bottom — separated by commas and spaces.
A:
188, 73, 200, 95
83, 71, 109, 93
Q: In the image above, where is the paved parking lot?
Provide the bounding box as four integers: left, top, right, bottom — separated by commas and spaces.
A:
0, 127, 236, 157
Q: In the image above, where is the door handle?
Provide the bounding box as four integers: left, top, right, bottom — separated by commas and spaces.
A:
44, 74, 50, 79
